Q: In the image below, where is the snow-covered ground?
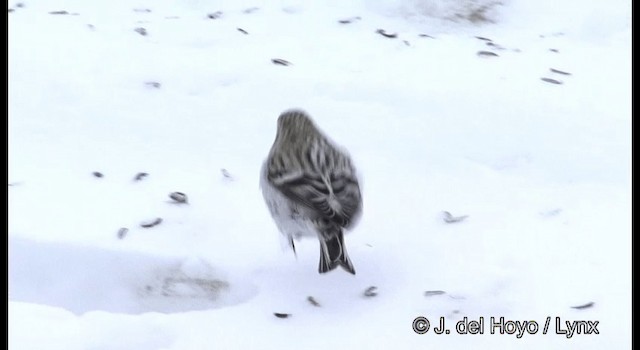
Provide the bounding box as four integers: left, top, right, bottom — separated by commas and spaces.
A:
8, 0, 631, 349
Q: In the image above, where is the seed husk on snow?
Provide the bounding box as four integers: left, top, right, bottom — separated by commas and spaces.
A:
541, 77, 562, 85
273, 312, 290, 318
117, 227, 129, 239
571, 302, 594, 310
207, 11, 222, 19
271, 58, 291, 66
145, 81, 161, 88
140, 217, 163, 228
442, 211, 468, 224
134, 172, 149, 181
307, 296, 321, 307
363, 286, 378, 297
134, 27, 147, 36
376, 29, 397, 38
92, 171, 104, 178
221, 168, 233, 179
169, 192, 188, 204
475, 36, 492, 41
338, 16, 360, 24
424, 290, 446, 297
237, 28, 248, 34
477, 50, 499, 57
49, 10, 69, 15
550, 68, 571, 75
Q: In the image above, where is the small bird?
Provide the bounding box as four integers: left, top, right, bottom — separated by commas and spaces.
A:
261, 109, 362, 274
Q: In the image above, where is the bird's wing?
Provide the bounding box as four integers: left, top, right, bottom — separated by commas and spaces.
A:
270, 170, 361, 227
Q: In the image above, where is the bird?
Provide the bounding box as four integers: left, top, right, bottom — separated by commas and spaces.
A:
260, 109, 362, 274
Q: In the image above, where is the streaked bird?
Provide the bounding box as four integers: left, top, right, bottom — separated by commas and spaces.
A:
260, 109, 362, 274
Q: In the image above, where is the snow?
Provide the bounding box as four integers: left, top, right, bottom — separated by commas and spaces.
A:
8, 0, 631, 349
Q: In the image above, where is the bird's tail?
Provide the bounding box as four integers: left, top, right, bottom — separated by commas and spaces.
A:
318, 229, 355, 275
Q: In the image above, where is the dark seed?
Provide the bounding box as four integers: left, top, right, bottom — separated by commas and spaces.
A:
92, 171, 104, 178
338, 16, 360, 24
169, 192, 188, 204
117, 228, 129, 239
273, 312, 290, 318
237, 28, 248, 34
243, 7, 259, 14
443, 211, 468, 223
424, 290, 446, 297
271, 58, 291, 66
145, 81, 161, 88
134, 172, 149, 181
134, 27, 147, 36
49, 10, 68, 15
541, 77, 562, 85
571, 302, 594, 310
364, 286, 378, 297
221, 168, 233, 179
419, 34, 434, 38
477, 50, 499, 57
549, 48, 559, 53
376, 29, 397, 38
307, 296, 321, 307
140, 217, 162, 228
475, 36, 492, 41
207, 11, 222, 19
550, 68, 571, 75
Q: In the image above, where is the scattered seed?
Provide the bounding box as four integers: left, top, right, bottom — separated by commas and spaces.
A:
376, 29, 397, 38
221, 168, 233, 179
338, 16, 360, 24
403, 40, 410, 46
87, 24, 95, 30
145, 81, 161, 88
486, 42, 505, 50
443, 211, 468, 224
92, 171, 104, 178
271, 58, 291, 66
424, 290, 446, 297
571, 302, 594, 310
134, 172, 149, 181
207, 11, 222, 19
140, 217, 163, 228
363, 286, 378, 297
475, 36, 492, 41
477, 50, 499, 57
117, 228, 129, 239
169, 191, 188, 204
133, 8, 151, 13
244, 7, 259, 14
541, 77, 562, 85
134, 27, 147, 36
273, 312, 290, 318
9, 8, 14, 12
549, 48, 559, 53
307, 296, 321, 307
550, 68, 571, 76
237, 28, 248, 34
49, 10, 69, 15
419, 34, 434, 38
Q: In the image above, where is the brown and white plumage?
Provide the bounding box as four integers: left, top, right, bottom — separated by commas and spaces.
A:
261, 109, 362, 274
